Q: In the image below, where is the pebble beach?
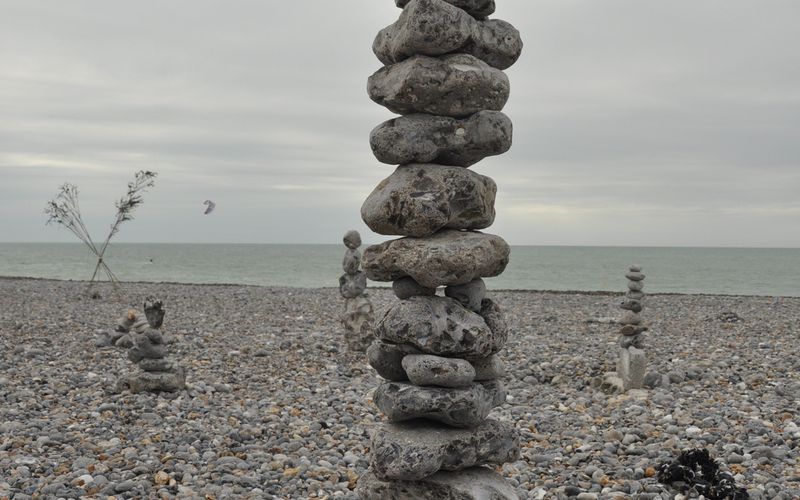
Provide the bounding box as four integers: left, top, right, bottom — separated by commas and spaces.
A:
1, 277, 798, 499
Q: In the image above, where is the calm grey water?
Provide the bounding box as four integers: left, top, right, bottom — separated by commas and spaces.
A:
0, 243, 798, 296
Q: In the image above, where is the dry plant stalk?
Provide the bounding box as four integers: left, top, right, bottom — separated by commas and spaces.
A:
45, 171, 157, 290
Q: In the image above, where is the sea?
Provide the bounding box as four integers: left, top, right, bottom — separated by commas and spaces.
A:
0, 243, 798, 297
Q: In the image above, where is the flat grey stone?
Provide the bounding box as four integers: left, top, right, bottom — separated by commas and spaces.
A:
138, 358, 177, 372
375, 0, 521, 70
127, 332, 166, 363
368, 54, 510, 118
116, 366, 186, 393
370, 418, 519, 480
629, 265, 642, 273
362, 229, 510, 288
376, 296, 497, 358
619, 298, 642, 313
342, 248, 361, 274
619, 324, 648, 336
370, 111, 512, 167
626, 290, 644, 300
374, 380, 504, 427
362, 164, 496, 237
618, 347, 646, 390
393, 277, 437, 300
444, 278, 486, 312
339, 271, 367, 299
620, 310, 641, 325
343, 230, 362, 249
625, 271, 645, 281
395, 0, 496, 19
114, 333, 133, 349
471, 355, 505, 381
368, 341, 420, 381
357, 466, 518, 500
402, 354, 476, 387
628, 280, 644, 292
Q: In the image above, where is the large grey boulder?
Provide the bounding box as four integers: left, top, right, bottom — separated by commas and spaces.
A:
402, 354, 476, 387
356, 466, 519, 500
376, 296, 497, 358
361, 164, 497, 237
368, 340, 421, 381
368, 54, 510, 117
370, 418, 519, 480
373, 380, 505, 427
375, 0, 522, 70
396, 0, 496, 19
370, 111, 512, 167
362, 230, 510, 288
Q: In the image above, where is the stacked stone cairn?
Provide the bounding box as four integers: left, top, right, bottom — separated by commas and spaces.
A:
339, 230, 376, 352
115, 298, 186, 393
601, 266, 648, 393
356, 0, 523, 497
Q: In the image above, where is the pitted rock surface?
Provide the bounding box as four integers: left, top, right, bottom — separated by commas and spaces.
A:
343, 230, 362, 249
373, 380, 505, 428
375, 0, 521, 70
368, 54, 510, 117
376, 296, 498, 358
370, 418, 520, 480
395, 0, 496, 19
339, 271, 367, 299
116, 366, 186, 394
370, 111, 512, 167
361, 164, 497, 237
402, 354, 476, 387
362, 230, 509, 288
356, 466, 519, 500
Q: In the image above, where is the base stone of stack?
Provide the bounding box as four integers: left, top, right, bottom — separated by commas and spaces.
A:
343, 295, 375, 351
370, 418, 519, 480
367, 341, 420, 381
116, 366, 186, 394
374, 380, 505, 427
617, 347, 646, 390
356, 466, 519, 500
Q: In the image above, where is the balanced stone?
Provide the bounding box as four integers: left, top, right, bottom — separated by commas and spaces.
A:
117, 367, 186, 394
617, 346, 646, 390
368, 54, 510, 117
362, 229, 510, 288
370, 418, 519, 480
402, 354, 476, 387
627, 290, 644, 300
138, 358, 176, 372
619, 297, 642, 313
377, 296, 496, 358
357, 466, 519, 500
143, 297, 165, 329
374, 0, 522, 70
392, 277, 437, 300
343, 248, 361, 274
368, 341, 421, 381
471, 355, 506, 381
127, 331, 166, 363
343, 230, 362, 249
628, 280, 644, 291
343, 295, 375, 352
625, 271, 645, 281
373, 380, 505, 428
620, 310, 641, 325
339, 271, 367, 299
362, 164, 496, 237
620, 324, 648, 336
444, 278, 486, 312
478, 298, 508, 356
395, 0, 496, 20
370, 111, 512, 167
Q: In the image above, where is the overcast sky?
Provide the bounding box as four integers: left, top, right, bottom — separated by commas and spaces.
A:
1, 1, 798, 247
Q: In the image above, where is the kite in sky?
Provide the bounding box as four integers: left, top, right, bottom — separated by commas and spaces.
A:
203, 200, 216, 215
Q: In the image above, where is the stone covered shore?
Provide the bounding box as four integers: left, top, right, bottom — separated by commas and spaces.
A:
0, 277, 798, 499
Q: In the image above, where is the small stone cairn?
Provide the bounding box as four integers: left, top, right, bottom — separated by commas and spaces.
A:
114, 298, 186, 393
601, 266, 648, 393
356, 0, 523, 497
339, 230, 375, 352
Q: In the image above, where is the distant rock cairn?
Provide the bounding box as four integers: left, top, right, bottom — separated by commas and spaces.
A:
600, 266, 648, 393
339, 230, 375, 352
356, 0, 523, 497
113, 298, 186, 393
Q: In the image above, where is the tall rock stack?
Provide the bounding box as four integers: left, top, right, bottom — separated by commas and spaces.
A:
339, 230, 376, 352
617, 265, 648, 390
356, 0, 522, 497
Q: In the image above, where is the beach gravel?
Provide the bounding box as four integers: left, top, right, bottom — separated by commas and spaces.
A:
0, 277, 798, 499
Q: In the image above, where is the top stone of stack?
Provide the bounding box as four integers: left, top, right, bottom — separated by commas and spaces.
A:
396, 0, 495, 19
